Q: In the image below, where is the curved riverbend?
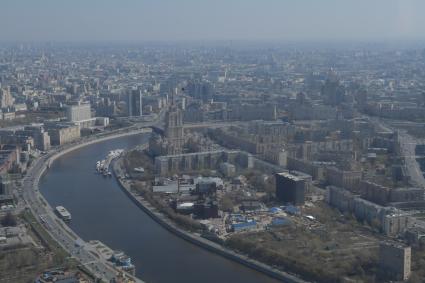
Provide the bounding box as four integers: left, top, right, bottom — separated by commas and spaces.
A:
39, 133, 281, 283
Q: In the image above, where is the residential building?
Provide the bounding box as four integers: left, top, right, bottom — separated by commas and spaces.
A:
379, 242, 411, 281
275, 171, 311, 205
47, 124, 80, 145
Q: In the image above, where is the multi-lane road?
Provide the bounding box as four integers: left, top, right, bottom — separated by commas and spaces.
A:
397, 132, 425, 188
21, 138, 141, 282
16, 112, 170, 282
17, 122, 161, 282
368, 115, 425, 188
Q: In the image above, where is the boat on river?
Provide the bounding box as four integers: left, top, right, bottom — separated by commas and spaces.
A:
55, 206, 71, 221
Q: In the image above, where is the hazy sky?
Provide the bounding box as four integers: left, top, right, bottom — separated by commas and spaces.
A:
1, 0, 425, 42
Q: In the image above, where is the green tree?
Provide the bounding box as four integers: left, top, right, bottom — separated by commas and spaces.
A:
219, 196, 234, 212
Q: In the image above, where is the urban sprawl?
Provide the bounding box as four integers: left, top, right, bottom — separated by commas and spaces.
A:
1, 43, 425, 282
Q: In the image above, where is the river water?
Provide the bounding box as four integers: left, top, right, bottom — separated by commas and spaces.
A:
39, 133, 281, 283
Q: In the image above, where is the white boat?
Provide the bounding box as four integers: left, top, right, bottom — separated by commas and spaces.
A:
55, 206, 71, 221
134, 167, 145, 173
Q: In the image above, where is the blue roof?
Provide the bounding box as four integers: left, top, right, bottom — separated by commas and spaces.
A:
285, 205, 300, 214
232, 221, 257, 229
271, 217, 291, 226
269, 207, 281, 213
230, 214, 246, 222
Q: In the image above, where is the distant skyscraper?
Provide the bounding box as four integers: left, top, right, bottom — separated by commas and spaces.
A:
164, 100, 184, 155
128, 89, 143, 117
321, 69, 346, 106
186, 80, 214, 102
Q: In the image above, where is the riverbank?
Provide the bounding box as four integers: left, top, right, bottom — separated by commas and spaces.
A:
28, 129, 150, 283
112, 158, 308, 283
45, 128, 151, 169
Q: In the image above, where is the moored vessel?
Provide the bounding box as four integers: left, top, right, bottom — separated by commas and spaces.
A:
55, 205, 71, 221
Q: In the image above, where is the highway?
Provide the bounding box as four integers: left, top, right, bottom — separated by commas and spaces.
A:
183, 120, 251, 129
15, 110, 171, 281
397, 132, 425, 188
368, 115, 425, 188
16, 117, 166, 282
20, 135, 145, 282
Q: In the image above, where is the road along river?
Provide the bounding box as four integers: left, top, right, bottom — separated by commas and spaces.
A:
39, 133, 281, 283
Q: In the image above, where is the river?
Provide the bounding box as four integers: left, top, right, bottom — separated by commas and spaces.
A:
39, 133, 281, 283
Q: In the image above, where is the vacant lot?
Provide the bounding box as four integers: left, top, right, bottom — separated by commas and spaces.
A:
226, 202, 383, 283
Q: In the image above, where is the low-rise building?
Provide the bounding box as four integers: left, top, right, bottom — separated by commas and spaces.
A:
231, 221, 257, 232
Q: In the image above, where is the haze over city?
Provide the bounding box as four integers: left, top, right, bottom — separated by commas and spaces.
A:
2, 0, 425, 42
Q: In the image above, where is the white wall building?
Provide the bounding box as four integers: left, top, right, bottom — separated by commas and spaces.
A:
66, 103, 91, 122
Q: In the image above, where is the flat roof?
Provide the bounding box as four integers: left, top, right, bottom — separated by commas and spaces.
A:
276, 172, 302, 181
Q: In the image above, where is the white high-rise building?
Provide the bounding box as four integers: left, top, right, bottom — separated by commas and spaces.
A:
66, 103, 91, 122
